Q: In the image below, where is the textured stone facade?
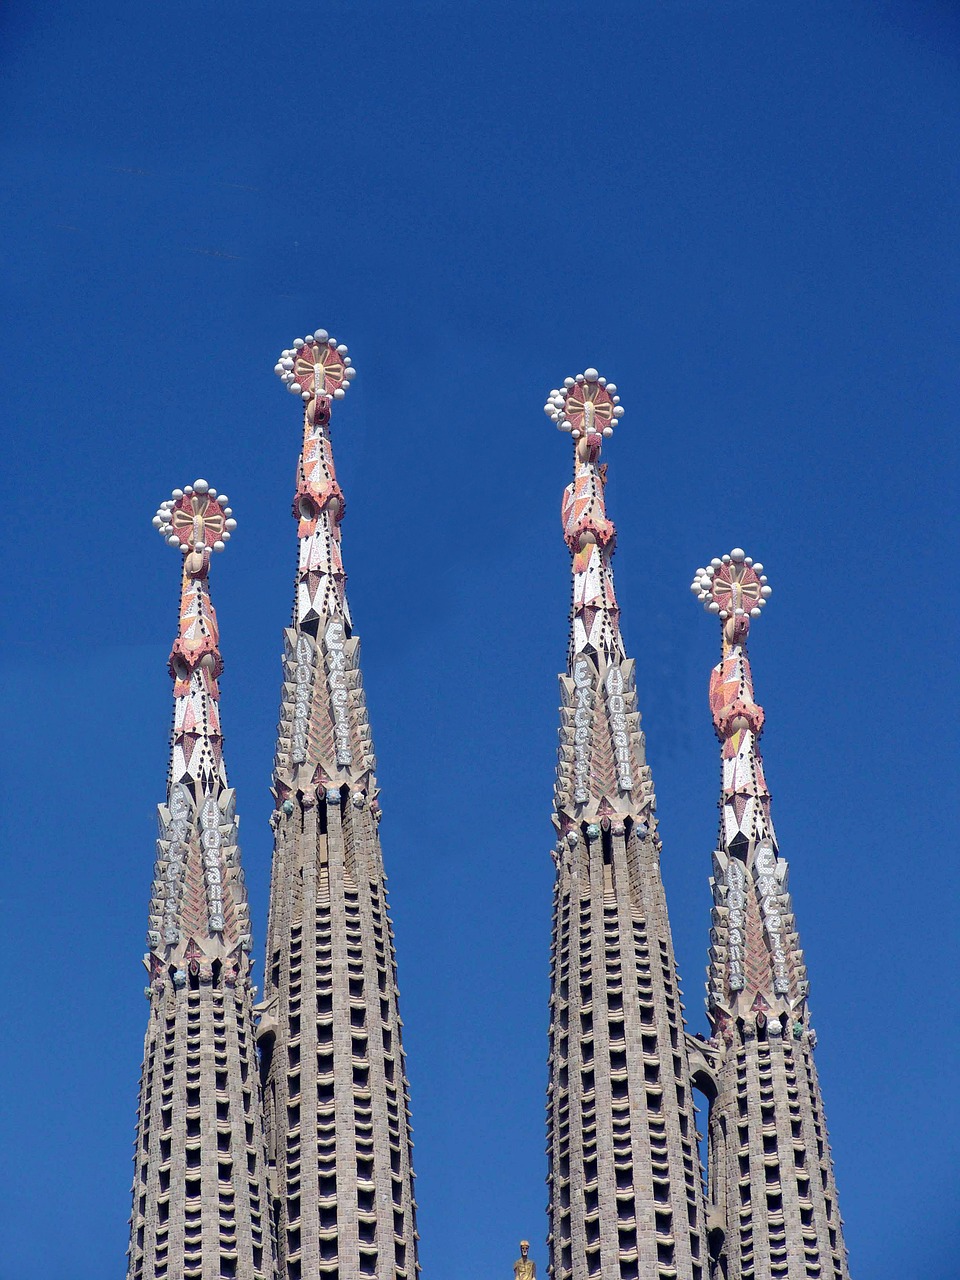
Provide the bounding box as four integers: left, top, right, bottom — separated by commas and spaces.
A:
259, 336, 419, 1280
544, 374, 709, 1280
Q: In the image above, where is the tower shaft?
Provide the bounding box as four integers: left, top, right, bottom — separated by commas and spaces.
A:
261, 340, 418, 1280
548, 824, 709, 1280
545, 376, 709, 1280
129, 488, 274, 1280
692, 555, 849, 1280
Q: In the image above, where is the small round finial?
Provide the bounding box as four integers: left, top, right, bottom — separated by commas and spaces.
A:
690, 551, 769, 625
275, 328, 355, 402
154, 483, 235, 575
544, 369, 623, 438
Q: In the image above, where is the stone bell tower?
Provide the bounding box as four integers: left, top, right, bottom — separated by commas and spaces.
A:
690, 552, 850, 1280
542, 374, 709, 1280
128, 483, 275, 1280
258, 332, 420, 1280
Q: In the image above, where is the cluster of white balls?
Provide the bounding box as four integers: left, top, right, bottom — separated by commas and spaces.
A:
542, 368, 625, 439
274, 329, 356, 402
152, 479, 237, 554
690, 548, 772, 620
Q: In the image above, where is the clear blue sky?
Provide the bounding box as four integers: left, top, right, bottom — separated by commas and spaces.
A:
2, 2, 958, 1277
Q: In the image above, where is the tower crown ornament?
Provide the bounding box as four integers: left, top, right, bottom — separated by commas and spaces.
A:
275, 327, 356, 542
274, 328, 356, 403
544, 367, 624, 443
549, 367, 625, 647
152, 482, 236, 694
690, 547, 772, 638
153, 479, 236, 576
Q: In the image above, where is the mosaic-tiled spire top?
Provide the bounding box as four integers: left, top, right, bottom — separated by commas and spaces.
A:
275, 333, 355, 630
689, 550, 807, 1023
545, 370, 625, 666
545, 372, 652, 828
271, 331, 376, 800
154, 482, 235, 799
145, 482, 251, 967
693, 552, 775, 860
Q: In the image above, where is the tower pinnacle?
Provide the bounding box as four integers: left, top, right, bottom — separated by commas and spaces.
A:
261, 331, 420, 1280
690, 550, 794, 1019
692, 550, 850, 1280
544, 372, 645, 825
543, 372, 709, 1280
128, 484, 274, 1280
147, 480, 248, 960
547, 371, 624, 663
270, 331, 376, 797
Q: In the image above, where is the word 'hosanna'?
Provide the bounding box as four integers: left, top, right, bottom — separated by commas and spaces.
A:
126, 338, 851, 1280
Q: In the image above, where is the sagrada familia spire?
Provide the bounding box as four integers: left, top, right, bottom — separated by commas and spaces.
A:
128, 484, 275, 1280
542, 373, 710, 1280
122, 341, 854, 1280
690, 553, 850, 1280
256, 332, 420, 1280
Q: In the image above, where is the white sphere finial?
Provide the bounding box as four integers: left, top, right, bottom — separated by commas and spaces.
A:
544, 370, 623, 439
154, 484, 235, 561
690, 551, 769, 624
275, 328, 355, 403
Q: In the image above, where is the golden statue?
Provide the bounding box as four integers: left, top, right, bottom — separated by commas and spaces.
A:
514, 1241, 536, 1280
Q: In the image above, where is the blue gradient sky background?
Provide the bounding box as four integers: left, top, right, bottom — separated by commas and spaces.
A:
2, 3, 958, 1276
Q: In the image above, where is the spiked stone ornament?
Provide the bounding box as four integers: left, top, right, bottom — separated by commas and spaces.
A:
128, 485, 275, 1280
543, 374, 710, 1280
260, 333, 420, 1280
692, 550, 850, 1280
